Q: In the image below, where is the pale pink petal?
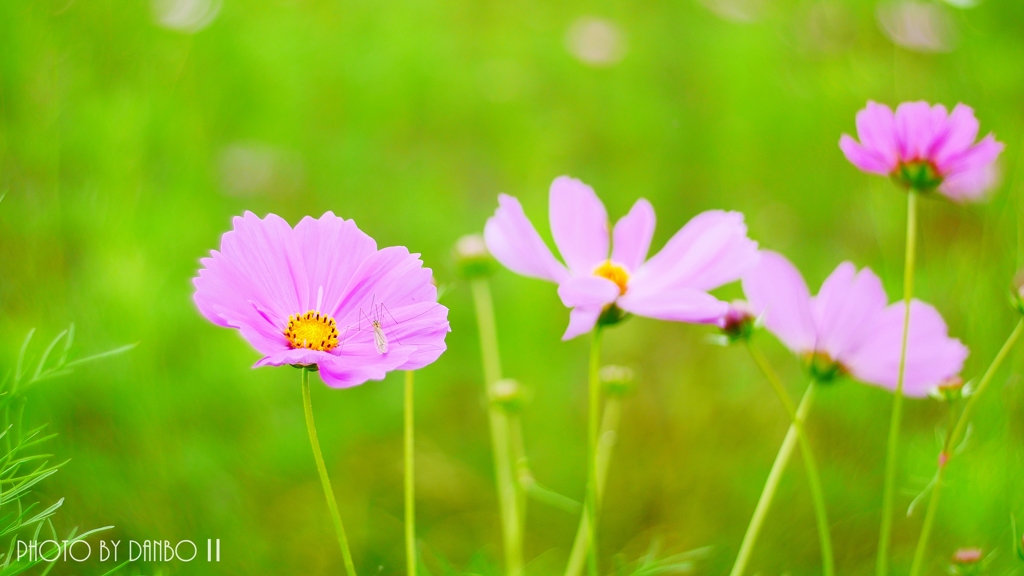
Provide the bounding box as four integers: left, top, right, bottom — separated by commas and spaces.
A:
741, 251, 817, 354
557, 276, 620, 309
855, 101, 900, 168
549, 176, 610, 275
318, 346, 417, 388
938, 162, 1000, 202
812, 263, 888, 362
844, 300, 968, 397
562, 307, 602, 340
617, 287, 728, 324
930, 104, 980, 166
255, 348, 336, 368
840, 135, 895, 175
941, 135, 1004, 178
632, 210, 758, 294
611, 198, 655, 272
484, 194, 570, 283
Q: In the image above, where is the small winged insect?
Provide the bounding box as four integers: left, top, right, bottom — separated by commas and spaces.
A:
340, 296, 403, 355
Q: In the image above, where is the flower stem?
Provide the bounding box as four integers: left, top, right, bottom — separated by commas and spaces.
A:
746, 344, 834, 576
877, 189, 918, 576
565, 392, 622, 576
404, 370, 417, 576
729, 382, 817, 576
908, 317, 1024, 576
470, 279, 523, 576
301, 367, 358, 576
585, 328, 603, 576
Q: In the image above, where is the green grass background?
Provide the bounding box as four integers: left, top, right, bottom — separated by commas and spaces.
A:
2, 0, 1024, 574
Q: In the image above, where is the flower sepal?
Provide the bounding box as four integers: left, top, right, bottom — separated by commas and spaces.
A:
892, 161, 943, 193
596, 304, 630, 328
804, 351, 846, 384
292, 363, 319, 372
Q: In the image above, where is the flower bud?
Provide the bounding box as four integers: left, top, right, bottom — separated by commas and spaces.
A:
952, 547, 983, 565
934, 375, 965, 402
719, 300, 755, 342
599, 365, 635, 396
490, 378, 523, 411
454, 234, 495, 280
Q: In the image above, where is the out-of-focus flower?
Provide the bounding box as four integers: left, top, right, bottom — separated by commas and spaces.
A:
219, 143, 305, 198
877, 1, 955, 53
701, 0, 768, 23
840, 101, 1004, 201
742, 251, 967, 395
454, 233, 495, 279
599, 365, 635, 396
193, 212, 450, 387
566, 17, 626, 67
484, 176, 758, 340
152, 0, 221, 33
952, 547, 983, 564
491, 378, 524, 410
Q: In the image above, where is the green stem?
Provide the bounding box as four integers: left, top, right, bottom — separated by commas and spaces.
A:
877, 189, 918, 576
908, 317, 1024, 576
729, 383, 817, 576
585, 328, 603, 576
565, 393, 622, 576
404, 370, 417, 576
510, 412, 580, 514
746, 344, 834, 576
301, 367, 358, 576
470, 279, 523, 576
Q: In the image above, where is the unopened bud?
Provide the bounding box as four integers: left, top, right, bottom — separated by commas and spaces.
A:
454, 234, 495, 279
599, 365, 634, 396
952, 547, 983, 565
935, 376, 965, 402
491, 378, 523, 410
719, 300, 755, 342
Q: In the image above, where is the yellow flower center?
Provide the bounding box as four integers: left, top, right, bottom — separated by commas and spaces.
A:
284, 310, 340, 351
594, 260, 630, 295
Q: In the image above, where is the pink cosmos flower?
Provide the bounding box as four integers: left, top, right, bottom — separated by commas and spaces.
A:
742, 251, 967, 396
483, 176, 759, 340
839, 101, 1004, 201
194, 212, 450, 387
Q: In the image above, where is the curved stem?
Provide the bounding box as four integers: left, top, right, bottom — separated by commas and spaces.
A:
301, 367, 358, 576
747, 344, 834, 576
470, 279, 523, 576
565, 394, 622, 576
908, 317, 1024, 576
729, 383, 817, 576
404, 370, 417, 576
877, 189, 918, 576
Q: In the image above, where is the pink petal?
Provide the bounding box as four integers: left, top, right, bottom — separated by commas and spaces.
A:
562, 307, 602, 340
741, 251, 817, 354
895, 101, 945, 161
844, 300, 968, 397
930, 103, 980, 167
294, 212, 378, 314
938, 162, 1000, 202
318, 346, 417, 388
840, 135, 893, 175
484, 194, 570, 283
855, 101, 900, 168
193, 211, 307, 355
811, 263, 888, 362
549, 176, 610, 275
557, 276, 620, 309
617, 287, 728, 324
611, 198, 655, 272
941, 134, 1004, 178
632, 210, 758, 295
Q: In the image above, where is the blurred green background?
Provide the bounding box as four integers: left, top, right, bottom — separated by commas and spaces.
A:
3, 0, 1024, 574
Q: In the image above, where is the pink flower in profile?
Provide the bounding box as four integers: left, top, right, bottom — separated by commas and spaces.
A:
484, 176, 759, 339
839, 101, 1004, 201
742, 251, 967, 396
193, 212, 450, 387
